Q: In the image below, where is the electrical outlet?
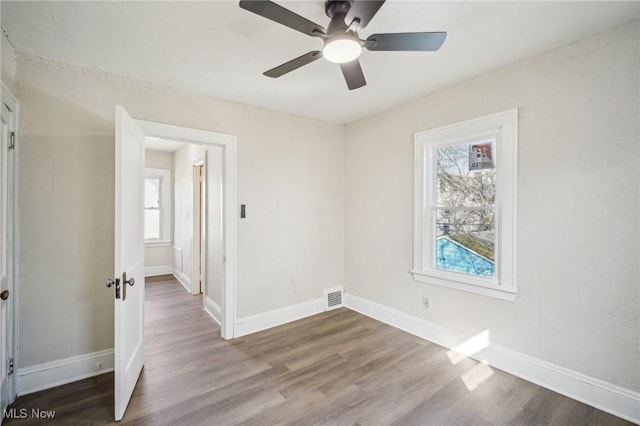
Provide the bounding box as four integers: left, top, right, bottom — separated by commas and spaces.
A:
96, 362, 102, 371
423, 296, 430, 309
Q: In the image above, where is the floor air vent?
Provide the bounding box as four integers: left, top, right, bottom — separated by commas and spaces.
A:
324, 287, 344, 311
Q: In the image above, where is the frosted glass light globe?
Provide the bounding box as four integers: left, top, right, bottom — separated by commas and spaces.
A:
323, 38, 362, 64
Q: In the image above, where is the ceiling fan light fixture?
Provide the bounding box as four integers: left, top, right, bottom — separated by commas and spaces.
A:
323, 36, 362, 64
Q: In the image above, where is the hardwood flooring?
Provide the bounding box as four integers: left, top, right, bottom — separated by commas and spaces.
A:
4, 275, 632, 425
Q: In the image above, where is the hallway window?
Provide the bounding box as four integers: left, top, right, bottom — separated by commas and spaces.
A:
145, 168, 172, 246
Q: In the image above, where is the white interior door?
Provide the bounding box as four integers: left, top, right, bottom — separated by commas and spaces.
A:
0, 89, 17, 422
113, 106, 145, 421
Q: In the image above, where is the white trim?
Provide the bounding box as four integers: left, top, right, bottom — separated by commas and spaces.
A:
144, 265, 173, 277
203, 296, 222, 325
345, 293, 640, 424
144, 240, 171, 248
1, 81, 19, 407
17, 349, 114, 396
172, 268, 191, 294
413, 109, 518, 299
191, 154, 206, 296
222, 140, 237, 339
137, 119, 237, 340
144, 167, 171, 243
234, 298, 324, 338
411, 270, 517, 301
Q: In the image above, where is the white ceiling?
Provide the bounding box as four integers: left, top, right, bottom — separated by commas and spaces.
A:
3, 1, 639, 124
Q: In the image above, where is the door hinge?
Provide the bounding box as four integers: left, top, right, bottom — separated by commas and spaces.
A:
8, 358, 14, 375
8, 132, 15, 151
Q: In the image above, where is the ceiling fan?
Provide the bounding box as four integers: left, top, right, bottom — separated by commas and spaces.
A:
239, 0, 447, 90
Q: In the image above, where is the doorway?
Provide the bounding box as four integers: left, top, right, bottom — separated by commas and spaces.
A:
113, 107, 237, 420
143, 143, 222, 315
137, 120, 236, 340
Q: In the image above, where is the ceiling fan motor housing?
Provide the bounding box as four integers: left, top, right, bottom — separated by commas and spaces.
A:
326, 0, 357, 36
325, 0, 354, 19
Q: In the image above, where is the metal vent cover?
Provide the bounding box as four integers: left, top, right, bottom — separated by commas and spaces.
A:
324, 287, 344, 311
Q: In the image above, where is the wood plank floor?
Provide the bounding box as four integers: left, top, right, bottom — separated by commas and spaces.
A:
5, 275, 632, 425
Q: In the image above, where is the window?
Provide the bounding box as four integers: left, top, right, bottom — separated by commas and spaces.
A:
144, 168, 171, 246
413, 110, 518, 300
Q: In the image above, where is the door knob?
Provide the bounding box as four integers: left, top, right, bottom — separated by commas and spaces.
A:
106, 278, 121, 299
0, 290, 8, 300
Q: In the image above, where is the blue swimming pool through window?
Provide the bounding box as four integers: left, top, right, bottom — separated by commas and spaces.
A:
436, 236, 494, 277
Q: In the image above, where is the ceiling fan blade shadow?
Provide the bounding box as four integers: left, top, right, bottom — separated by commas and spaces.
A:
345, 0, 386, 29
366, 32, 447, 51
340, 59, 366, 90
264, 51, 323, 78
240, 0, 326, 37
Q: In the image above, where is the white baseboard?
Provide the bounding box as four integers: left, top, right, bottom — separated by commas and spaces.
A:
172, 268, 191, 294
18, 349, 114, 396
235, 297, 324, 338
345, 293, 640, 424
204, 296, 222, 325
144, 265, 173, 277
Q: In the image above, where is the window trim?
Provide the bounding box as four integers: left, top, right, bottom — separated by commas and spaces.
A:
412, 109, 518, 301
144, 167, 172, 246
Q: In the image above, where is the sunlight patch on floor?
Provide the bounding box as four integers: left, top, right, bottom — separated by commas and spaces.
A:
461, 362, 494, 391
446, 329, 490, 365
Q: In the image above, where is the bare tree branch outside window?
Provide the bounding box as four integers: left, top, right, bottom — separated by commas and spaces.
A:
436, 142, 495, 263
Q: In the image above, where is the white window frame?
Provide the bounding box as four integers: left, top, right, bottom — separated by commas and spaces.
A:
412, 109, 518, 301
144, 168, 172, 247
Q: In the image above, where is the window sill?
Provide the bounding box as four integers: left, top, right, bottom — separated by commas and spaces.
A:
410, 269, 517, 301
145, 240, 172, 248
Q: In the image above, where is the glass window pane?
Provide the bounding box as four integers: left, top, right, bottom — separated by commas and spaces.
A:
145, 179, 160, 209
435, 208, 495, 278
436, 140, 495, 207
145, 209, 160, 240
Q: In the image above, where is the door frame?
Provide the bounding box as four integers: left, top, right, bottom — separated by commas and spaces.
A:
1, 82, 19, 410
191, 156, 206, 295
136, 120, 237, 339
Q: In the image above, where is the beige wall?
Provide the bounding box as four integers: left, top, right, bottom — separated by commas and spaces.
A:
174, 144, 224, 314
16, 55, 345, 367
144, 149, 174, 271
1, 29, 16, 92
173, 143, 206, 284
146, 149, 173, 169
344, 21, 639, 391
171, 142, 224, 309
